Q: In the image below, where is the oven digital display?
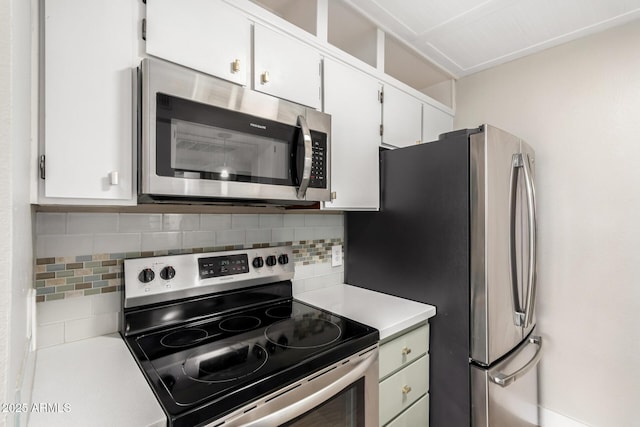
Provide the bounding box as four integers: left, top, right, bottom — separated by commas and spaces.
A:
198, 254, 249, 279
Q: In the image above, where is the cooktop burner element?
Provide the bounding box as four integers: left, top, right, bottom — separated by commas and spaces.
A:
218, 315, 261, 333
121, 246, 379, 427
265, 305, 296, 318
183, 342, 268, 383
160, 328, 208, 348
265, 316, 342, 349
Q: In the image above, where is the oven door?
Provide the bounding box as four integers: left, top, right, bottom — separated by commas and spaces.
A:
139, 58, 331, 203
214, 345, 378, 427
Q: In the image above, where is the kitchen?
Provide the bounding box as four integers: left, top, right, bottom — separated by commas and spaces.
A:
1, 0, 639, 426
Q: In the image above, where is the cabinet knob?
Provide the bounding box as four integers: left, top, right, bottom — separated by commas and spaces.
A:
402, 385, 412, 395
110, 171, 119, 186
401, 346, 412, 356
232, 59, 241, 73
261, 71, 270, 84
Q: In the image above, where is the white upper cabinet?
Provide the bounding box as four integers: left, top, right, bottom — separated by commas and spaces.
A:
381, 85, 423, 148
42, 0, 136, 203
423, 103, 454, 143
145, 0, 250, 86
323, 58, 381, 211
253, 24, 321, 109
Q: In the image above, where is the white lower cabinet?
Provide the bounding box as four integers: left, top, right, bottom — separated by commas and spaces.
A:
379, 323, 430, 426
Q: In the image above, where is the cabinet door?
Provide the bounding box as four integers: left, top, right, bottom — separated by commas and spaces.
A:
323, 59, 381, 210
43, 0, 135, 202
382, 85, 422, 148
145, 0, 250, 86
253, 24, 321, 109
422, 102, 453, 143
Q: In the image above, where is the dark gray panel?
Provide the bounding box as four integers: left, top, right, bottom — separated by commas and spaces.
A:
346, 129, 477, 427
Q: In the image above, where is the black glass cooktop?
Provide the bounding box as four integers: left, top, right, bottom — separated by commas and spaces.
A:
123, 294, 378, 427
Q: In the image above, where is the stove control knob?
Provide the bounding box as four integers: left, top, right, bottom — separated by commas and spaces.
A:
252, 257, 264, 268
278, 254, 289, 265
160, 266, 176, 280
266, 255, 277, 267
138, 268, 155, 284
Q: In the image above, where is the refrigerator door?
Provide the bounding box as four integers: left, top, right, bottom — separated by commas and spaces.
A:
470, 125, 525, 365
519, 140, 537, 338
471, 335, 542, 427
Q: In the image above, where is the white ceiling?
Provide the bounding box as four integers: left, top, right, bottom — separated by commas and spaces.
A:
344, 0, 640, 78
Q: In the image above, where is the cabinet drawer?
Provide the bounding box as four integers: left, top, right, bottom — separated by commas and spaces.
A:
379, 355, 429, 426
380, 323, 429, 379
386, 393, 429, 427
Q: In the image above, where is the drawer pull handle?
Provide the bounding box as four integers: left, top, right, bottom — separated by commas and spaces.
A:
402, 385, 412, 395
402, 347, 412, 356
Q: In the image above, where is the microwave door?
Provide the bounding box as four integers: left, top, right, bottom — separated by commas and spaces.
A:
139, 58, 331, 204
295, 115, 313, 200
164, 109, 296, 186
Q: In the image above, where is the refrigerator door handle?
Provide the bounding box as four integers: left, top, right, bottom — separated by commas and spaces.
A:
489, 336, 542, 387
509, 154, 525, 327
522, 153, 538, 328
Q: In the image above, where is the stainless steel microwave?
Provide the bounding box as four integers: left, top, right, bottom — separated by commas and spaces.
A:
136, 58, 331, 205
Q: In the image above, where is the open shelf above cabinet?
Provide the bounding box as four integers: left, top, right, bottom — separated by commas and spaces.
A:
384, 34, 454, 108
249, 0, 317, 36
328, 1, 378, 68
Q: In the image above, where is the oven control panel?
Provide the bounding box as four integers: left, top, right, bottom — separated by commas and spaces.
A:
123, 246, 294, 308
198, 254, 249, 279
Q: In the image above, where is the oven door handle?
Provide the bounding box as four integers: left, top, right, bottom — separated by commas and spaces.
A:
222, 347, 378, 427
296, 115, 313, 200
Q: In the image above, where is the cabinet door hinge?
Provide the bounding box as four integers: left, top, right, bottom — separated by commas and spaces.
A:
39, 155, 46, 180
142, 18, 146, 41
379, 124, 384, 136
378, 89, 384, 103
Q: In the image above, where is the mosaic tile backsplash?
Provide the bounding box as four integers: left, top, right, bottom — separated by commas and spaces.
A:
34, 212, 345, 348
35, 239, 343, 302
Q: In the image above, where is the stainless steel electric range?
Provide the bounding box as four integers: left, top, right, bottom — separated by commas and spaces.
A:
120, 246, 379, 427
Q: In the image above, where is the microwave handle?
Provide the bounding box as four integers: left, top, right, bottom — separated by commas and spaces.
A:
296, 115, 313, 200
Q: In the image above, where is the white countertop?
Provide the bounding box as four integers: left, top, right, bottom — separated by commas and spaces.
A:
297, 284, 436, 341
30, 334, 165, 427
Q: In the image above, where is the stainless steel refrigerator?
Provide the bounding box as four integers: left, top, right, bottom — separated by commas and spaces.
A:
345, 125, 542, 427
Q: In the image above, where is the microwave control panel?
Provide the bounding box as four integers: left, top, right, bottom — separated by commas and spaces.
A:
309, 136, 327, 189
